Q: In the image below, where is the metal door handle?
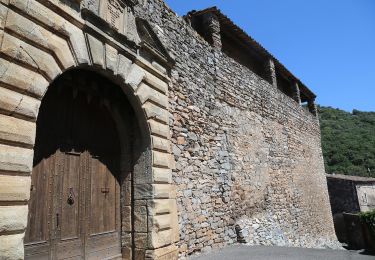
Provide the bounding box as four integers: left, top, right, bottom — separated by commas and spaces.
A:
56, 213, 59, 228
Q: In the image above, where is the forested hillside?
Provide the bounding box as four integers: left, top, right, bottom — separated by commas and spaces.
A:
319, 106, 375, 177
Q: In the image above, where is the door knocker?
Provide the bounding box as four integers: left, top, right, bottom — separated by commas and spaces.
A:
67, 187, 75, 205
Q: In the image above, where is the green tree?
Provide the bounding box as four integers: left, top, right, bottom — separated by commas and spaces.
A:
319, 106, 375, 177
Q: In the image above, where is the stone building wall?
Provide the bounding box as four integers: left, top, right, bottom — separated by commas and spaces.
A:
0, 0, 338, 258
135, 0, 338, 257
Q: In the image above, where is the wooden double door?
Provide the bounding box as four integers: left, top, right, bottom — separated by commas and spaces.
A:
25, 76, 123, 259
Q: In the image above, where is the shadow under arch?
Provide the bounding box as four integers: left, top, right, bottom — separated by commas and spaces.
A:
26, 67, 152, 259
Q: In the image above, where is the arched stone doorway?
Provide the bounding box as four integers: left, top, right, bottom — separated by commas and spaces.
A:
25, 69, 142, 259
0, 1, 178, 259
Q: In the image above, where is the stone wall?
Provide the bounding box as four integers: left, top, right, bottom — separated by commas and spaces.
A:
0, 0, 338, 258
327, 174, 375, 214
327, 176, 361, 215
326, 174, 375, 245
135, 0, 338, 257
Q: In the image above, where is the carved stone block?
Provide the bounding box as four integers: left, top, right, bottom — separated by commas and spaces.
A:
101, 0, 126, 31
83, 0, 140, 43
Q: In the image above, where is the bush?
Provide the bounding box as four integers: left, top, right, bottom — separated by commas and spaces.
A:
360, 209, 375, 238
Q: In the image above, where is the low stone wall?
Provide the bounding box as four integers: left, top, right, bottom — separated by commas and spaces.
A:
327, 176, 361, 215
327, 174, 375, 215
135, 0, 338, 257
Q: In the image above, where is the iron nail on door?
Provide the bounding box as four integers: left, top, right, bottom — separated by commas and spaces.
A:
101, 187, 110, 198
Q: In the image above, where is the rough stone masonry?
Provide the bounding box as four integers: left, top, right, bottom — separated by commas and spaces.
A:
134, 0, 339, 257
0, 0, 338, 259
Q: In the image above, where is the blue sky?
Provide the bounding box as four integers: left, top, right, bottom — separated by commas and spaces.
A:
164, 0, 375, 112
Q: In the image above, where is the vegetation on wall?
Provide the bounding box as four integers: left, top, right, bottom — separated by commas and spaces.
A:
360, 209, 375, 238
319, 106, 375, 177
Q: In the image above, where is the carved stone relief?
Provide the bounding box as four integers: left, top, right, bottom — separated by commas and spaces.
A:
357, 185, 375, 212
82, 0, 140, 44
102, 0, 125, 31
136, 18, 173, 63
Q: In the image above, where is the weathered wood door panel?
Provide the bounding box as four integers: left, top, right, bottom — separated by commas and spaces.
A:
25, 76, 122, 259
54, 151, 85, 260
90, 158, 119, 233
25, 156, 54, 260
86, 156, 121, 259
85, 94, 121, 259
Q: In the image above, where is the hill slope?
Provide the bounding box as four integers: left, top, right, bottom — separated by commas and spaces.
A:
319, 106, 375, 177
